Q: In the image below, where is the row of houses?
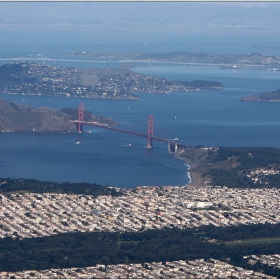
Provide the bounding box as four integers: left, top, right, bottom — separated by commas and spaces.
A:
0, 258, 274, 279
245, 254, 280, 268
1, 185, 280, 238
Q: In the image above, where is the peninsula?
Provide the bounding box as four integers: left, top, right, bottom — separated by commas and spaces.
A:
181, 146, 280, 188
240, 89, 280, 102
0, 62, 223, 100
0, 98, 117, 133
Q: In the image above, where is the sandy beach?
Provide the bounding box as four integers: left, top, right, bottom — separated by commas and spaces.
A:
188, 171, 204, 186
184, 162, 204, 187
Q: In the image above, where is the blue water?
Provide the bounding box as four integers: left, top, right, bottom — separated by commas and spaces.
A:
1, 32, 280, 56
1, 35, 280, 187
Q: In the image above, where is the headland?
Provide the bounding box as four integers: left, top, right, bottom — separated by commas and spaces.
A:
240, 89, 280, 102
181, 146, 280, 188
0, 98, 117, 133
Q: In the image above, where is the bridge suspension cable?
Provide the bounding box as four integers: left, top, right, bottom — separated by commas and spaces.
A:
147, 115, 154, 148
72, 103, 192, 153
78, 103, 84, 133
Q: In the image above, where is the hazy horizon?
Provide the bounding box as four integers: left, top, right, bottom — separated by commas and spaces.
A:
0, 2, 280, 54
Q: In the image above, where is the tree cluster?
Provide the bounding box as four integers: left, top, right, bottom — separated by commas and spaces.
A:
203, 147, 280, 188
0, 178, 123, 196
1, 224, 280, 276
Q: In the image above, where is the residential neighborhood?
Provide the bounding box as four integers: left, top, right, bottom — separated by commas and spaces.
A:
0, 258, 275, 279
0, 62, 199, 100
1, 185, 280, 278
245, 254, 280, 269
1, 186, 280, 239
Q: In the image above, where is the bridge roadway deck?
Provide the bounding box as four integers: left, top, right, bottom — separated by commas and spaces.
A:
72, 121, 191, 148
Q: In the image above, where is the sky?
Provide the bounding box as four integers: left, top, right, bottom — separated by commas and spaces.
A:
1, 2, 280, 35
0, 2, 280, 54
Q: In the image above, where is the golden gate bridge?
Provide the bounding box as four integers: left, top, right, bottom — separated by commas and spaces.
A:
71, 103, 192, 154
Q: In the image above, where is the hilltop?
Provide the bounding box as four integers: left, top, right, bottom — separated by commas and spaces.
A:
0, 98, 117, 133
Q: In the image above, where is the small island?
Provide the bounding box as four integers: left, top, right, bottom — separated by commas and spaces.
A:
0, 98, 117, 133
0, 62, 223, 100
240, 89, 280, 102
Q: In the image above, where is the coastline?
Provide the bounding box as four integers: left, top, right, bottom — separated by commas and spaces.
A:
188, 171, 204, 187
173, 155, 193, 187
177, 155, 204, 187
185, 164, 204, 186
0, 93, 139, 100
186, 166, 192, 184
185, 163, 192, 185
180, 156, 204, 187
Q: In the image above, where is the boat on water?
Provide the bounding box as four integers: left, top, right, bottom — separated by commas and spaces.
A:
75, 141, 80, 145
220, 65, 237, 69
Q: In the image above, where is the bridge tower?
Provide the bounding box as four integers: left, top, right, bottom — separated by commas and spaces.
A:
77, 102, 84, 133
168, 141, 178, 154
146, 114, 154, 148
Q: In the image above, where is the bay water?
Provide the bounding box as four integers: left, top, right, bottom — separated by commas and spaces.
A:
1, 37, 280, 188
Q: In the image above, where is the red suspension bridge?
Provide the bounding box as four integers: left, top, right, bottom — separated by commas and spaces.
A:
72, 103, 192, 154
